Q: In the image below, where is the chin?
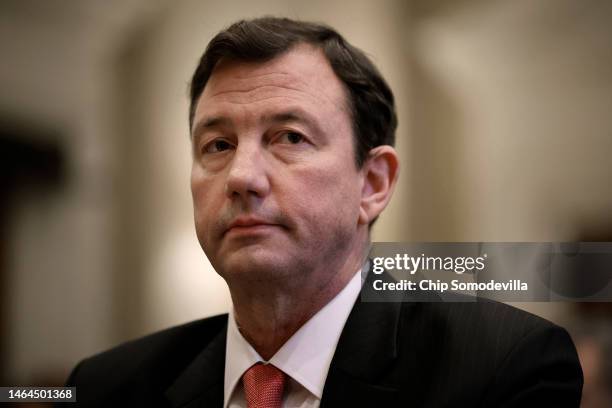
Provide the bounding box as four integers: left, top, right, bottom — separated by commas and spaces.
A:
215, 249, 297, 283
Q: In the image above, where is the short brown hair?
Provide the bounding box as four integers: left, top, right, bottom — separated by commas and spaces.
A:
189, 17, 397, 167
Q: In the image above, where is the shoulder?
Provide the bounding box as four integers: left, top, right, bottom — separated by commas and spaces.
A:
395, 299, 582, 405
412, 297, 553, 339
399, 298, 570, 360
74, 314, 228, 375
66, 314, 228, 401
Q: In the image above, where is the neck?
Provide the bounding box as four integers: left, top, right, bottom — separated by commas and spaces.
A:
228, 240, 368, 360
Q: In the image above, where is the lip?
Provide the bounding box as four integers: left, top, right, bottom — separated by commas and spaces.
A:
224, 217, 279, 236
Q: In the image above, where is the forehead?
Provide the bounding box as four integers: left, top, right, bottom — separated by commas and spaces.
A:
193, 44, 349, 129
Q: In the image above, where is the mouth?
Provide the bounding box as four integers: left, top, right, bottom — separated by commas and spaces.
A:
224, 217, 281, 237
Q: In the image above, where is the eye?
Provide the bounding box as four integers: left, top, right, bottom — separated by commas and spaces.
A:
203, 139, 233, 154
277, 131, 305, 145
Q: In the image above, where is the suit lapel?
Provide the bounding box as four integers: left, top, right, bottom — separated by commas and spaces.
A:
320, 270, 402, 406
165, 323, 227, 408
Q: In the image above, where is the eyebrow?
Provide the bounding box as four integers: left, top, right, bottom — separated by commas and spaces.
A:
191, 108, 323, 140
191, 116, 232, 140
263, 109, 321, 132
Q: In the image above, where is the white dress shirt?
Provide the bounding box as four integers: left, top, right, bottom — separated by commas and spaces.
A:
224, 268, 363, 408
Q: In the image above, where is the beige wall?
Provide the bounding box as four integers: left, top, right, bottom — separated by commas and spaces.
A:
407, 0, 612, 322
409, 0, 612, 241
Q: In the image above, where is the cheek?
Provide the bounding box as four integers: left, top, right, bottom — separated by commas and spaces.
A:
191, 172, 221, 237
287, 163, 362, 225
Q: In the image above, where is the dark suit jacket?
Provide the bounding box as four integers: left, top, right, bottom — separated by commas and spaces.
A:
63, 273, 583, 407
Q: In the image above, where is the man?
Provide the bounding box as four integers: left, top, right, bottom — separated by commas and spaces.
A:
64, 17, 583, 407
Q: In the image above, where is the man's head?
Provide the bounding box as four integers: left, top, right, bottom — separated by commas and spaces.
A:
189, 17, 397, 168
189, 18, 399, 292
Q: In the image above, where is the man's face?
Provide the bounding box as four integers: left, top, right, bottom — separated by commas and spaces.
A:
190, 44, 366, 284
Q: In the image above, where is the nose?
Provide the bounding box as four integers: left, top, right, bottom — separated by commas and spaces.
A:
225, 142, 271, 201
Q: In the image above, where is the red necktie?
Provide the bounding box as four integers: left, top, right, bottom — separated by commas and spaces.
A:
242, 362, 287, 408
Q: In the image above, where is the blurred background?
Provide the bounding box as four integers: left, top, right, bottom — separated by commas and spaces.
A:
1, 0, 611, 405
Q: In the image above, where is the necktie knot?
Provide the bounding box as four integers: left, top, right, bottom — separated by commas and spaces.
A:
242, 363, 287, 408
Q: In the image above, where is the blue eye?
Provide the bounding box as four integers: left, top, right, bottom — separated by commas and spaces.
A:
204, 139, 233, 153
278, 132, 304, 144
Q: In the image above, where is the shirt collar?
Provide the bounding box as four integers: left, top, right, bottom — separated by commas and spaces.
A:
223, 267, 363, 407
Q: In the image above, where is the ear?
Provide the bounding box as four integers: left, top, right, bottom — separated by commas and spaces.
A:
358, 145, 400, 225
